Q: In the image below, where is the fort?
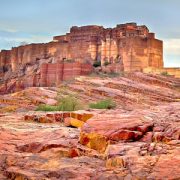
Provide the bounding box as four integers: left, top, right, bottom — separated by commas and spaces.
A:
53, 22, 163, 72
0, 23, 179, 94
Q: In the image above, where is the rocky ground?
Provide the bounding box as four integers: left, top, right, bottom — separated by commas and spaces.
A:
0, 72, 180, 179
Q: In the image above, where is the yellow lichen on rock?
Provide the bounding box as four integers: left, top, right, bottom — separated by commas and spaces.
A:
70, 118, 85, 128
80, 132, 108, 153
106, 157, 125, 169
70, 112, 93, 122
81, 113, 94, 122
64, 117, 84, 128
0, 105, 17, 113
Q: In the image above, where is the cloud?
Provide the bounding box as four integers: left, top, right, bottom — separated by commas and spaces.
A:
0, 29, 52, 50
163, 38, 180, 67
164, 39, 180, 55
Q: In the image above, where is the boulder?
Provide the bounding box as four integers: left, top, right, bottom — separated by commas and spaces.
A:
64, 117, 84, 128
80, 114, 153, 151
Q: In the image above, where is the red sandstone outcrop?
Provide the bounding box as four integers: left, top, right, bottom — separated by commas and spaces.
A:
0, 72, 179, 113
0, 103, 179, 179
0, 72, 180, 179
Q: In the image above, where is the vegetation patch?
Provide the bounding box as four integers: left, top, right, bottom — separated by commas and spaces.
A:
93, 61, 101, 67
36, 87, 83, 112
104, 61, 111, 66
57, 95, 83, 111
161, 71, 169, 76
36, 104, 59, 112
89, 98, 116, 109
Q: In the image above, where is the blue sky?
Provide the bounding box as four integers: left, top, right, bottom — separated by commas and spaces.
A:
0, 0, 180, 67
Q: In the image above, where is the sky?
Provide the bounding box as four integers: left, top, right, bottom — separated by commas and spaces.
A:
0, 0, 180, 67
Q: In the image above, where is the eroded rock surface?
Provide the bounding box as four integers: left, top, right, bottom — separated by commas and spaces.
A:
0, 73, 180, 179
0, 101, 179, 179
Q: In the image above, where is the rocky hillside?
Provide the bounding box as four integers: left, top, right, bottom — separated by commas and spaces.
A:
1, 72, 180, 113
0, 72, 180, 179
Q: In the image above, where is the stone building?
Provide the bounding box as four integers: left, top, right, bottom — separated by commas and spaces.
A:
0, 23, 169, 93
0, 22, 163, 75
53, 22, 163, 72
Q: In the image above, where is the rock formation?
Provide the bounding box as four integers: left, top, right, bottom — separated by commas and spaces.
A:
0, 72, 180, 179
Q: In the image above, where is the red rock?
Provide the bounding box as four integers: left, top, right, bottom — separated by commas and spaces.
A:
148, 152, 180, 179
64, 117, 84, 128
62, 112, 71, 119
81, 115, 153, 146
153, 126, 164, 132
54, 113, 63, 122
140, 132, 153, 142
109, 130, 142, 141
24, 115, 33, 121
64, 117, 72, 126
106, 157, 125, 169
0, 101, 180, 179
153, 132, 164, 142
69, 148, 79, 158
46, 113, 55, 122
137, 124, 153, 134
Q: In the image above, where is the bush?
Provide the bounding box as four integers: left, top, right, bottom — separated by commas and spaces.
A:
36, 86, 83, 112
36, 104, 59, 112
107, 72, 122, 78
93, 61, 101, 67
58, 95, 83, 111
161, 71, 169, 76
36, 95, 83, 112
64, 59, 75, 63
104, 61, 110, 66
89, 99, 116, 109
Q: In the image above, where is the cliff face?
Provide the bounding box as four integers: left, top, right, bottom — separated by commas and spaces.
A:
0, 22, 163, 94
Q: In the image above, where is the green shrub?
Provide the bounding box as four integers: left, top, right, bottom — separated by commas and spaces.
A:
58, 95, 83, 111
64, 59, 75, 63
36, 95, 83, 112
89, 99, 116, 109
104, 61, 110, 66
107, 72, 122, 78
93, 61, 101, 67
161, 71, 169, 76
36, 104, 59, 112
36, 86, 83, 112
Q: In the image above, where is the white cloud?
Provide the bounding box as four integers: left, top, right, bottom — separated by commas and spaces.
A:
164, 38, 180, 55
163, 39, 180, 67
0, 29, 52, 50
